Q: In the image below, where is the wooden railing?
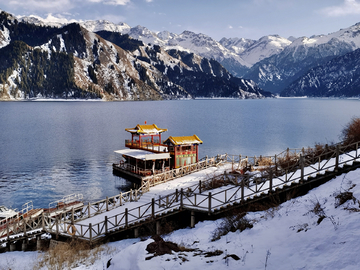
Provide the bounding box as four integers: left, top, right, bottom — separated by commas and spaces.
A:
41, 141, 360, 242
3, 141, 360, 242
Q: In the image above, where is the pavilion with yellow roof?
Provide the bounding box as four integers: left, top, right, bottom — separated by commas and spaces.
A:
113, 123, 203, 181
125, 124, 168, 151
164, 135, 203, 169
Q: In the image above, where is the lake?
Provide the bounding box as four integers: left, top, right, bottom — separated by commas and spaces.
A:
1, 98, 360, 210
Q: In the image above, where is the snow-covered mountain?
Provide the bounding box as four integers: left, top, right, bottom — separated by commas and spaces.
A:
19, 16, 289, 78
281, 48, 360, 97
219, 35, 292, 67
246, 22, 360, 93
0, 11, 272, 101
17, 13, 360, 97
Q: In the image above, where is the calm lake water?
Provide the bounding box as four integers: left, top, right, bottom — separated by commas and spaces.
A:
1, 98, 360, 210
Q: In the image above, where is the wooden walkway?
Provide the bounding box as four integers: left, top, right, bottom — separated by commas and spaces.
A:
2, 141, 360, 246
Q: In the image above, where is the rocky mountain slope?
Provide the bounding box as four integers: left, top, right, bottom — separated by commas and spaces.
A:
81, 19, 360, 97
20, 16, 292, 78
281, 48, 360, 97
245, 23, 360, 94
16, 13, 360, 97
0, 11, 272, 101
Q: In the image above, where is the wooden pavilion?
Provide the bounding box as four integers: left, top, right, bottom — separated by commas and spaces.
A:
164, 135, 203, 169
125, 124, 168, 152
113, 124, 203, 182
113, 124, 171, 181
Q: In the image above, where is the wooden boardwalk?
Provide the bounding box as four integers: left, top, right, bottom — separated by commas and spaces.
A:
2, 141, 360, 247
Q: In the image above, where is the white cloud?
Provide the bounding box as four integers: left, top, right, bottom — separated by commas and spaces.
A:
8, 0, 131, 13
8, 0, 75, 13
322, 0, 360, 16
88, 0, 131, 5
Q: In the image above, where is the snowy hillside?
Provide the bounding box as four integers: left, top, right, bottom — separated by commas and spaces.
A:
1, 166, 360, 269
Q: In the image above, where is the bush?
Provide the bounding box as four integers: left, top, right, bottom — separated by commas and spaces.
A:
341, 117, 360, 145
277, 152, 299, 170
211, 212, 253, 241
34, 239, 110, 270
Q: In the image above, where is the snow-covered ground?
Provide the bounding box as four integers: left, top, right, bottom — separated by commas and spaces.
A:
1, 165, 360, 269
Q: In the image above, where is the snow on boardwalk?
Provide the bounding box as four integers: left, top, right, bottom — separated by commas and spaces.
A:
62, 149, 360, 240
76, 163, 233, 226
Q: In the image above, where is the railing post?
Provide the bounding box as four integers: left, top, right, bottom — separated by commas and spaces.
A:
89, 223, 92, 242
180, 188, 183, 210
106, 197, 109, 211
175, 189, 179, 202
55, 216, 59, 239
88, 202, 91, 218
120, 192, 123, 206
6, 222, 10, 242
125, 208, 128, 228
71, 207, 75, 224
199, 180, 202, 194
152, 198, 155, 219
269, 168, 273, 192
208, 192, 212, 215
42, 212, 45, 231
105, 216, 108, 234
300, 155, 304, 184
241, 179, 245, 202
335, 144, 340, 171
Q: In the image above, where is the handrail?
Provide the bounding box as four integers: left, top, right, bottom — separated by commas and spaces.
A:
43, 140, 360, 241
4, 140, 360, 242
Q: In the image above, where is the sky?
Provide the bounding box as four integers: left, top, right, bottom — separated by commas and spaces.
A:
1, 0, 360, 41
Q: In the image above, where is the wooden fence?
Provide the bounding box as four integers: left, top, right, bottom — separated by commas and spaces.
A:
41, 141, 360, 242
2, 141, 360, 243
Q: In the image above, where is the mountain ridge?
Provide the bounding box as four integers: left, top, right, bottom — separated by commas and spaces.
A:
0, 11, 272, 101
13, 12, 360, 98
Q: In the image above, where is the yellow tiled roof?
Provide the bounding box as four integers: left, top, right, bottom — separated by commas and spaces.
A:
125, 124, 167, 134
164, 135, 203, 145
